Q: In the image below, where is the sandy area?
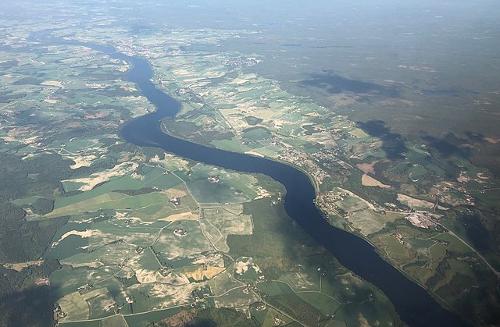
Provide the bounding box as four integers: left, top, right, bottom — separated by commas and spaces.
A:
234, 257, 261, 275
64, 161, 138, 191
135, 269, 160, 284
184, 266, 225, 281
361, 174, 391, 189
397, 193, 434, 209
2, 260, 44, 272
159, 211, 199, 222
244, 150, 265, 158
162, 187, 188, 199
52, 229, 103, 247
356, 161, 377, 174
70, 155, 97, 169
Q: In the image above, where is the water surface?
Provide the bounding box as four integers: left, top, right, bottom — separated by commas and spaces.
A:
89, 44, 466, 327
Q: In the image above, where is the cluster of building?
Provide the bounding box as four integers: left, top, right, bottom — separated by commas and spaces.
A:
279, 147, 329, 186
404, 212, 439, 229
207, 175, 221, 183
222, 56, 260, 69
315, 191, 351, 219
174, 228, 188, 237
170, 197, 181, 206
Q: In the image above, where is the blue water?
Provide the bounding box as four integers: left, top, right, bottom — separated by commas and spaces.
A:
27, 29, 467, 327
114, 52, 465, 327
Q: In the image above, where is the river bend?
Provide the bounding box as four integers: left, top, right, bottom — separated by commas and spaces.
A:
93, 44, 464, 327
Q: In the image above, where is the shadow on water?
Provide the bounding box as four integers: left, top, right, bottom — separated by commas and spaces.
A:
357, 120, 407, 159
300, 70, 399, 97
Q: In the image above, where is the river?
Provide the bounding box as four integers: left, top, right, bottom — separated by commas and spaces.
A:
78, 42, 465, 326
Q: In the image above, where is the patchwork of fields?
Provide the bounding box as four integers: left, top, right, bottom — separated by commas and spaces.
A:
0, 18, 401, 327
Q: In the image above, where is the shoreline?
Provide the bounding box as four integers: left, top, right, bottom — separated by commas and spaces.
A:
106, 45, 466, 326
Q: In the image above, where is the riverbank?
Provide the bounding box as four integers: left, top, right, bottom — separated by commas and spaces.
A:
111, 50, 466, 326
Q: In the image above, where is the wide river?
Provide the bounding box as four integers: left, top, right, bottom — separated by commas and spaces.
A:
89, 43, 464, 326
